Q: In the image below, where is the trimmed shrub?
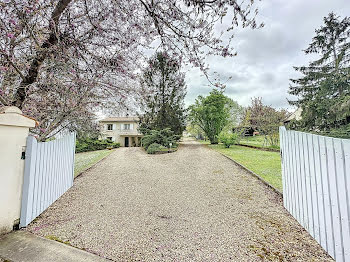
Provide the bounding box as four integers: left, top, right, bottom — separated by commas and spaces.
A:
76, 138, 120, 153
146, 143, 162, 154
141, 128, 180, 149
219, 132, 238, 148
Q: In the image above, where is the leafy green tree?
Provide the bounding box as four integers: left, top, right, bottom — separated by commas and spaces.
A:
139, 52, 186, 135
189, 89, 235, 144
289, 12, 350, 133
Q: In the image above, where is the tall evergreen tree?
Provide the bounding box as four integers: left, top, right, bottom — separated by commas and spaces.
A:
139, 52, 186, 135
289, 13, 350, 132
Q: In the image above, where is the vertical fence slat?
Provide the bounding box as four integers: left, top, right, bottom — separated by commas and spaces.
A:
328, 138, 344, 261
313, 134, 327, 251
299, 132, 309, 230
334, 138, 350, 261
341, 139, 350, 260
32, 142, 41, 220
44, 141, 50, 210
58, 137, 63, 196
307, 133, 320, 243
295, 132, 304, 225
62, 135, 68, 191
325, 137, 341, 260
303, 133, 314, 236
287, 129, 297, 219
291, 132, 299, 221
71, 133, 76, 187
38, 140, 46, 216
20, 133, 75, 227
283, 129, 292, 216
54, 139, 59, 200
50, 140, 55, 205
280, 127, 287, 208
40, 141, 47, 212
320, 136, 335, 257
20, 137, 37, 227
48, 141, 53, 208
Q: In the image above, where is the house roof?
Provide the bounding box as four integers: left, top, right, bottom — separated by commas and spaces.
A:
100, 116, 139, 122
284, 107, 302, 123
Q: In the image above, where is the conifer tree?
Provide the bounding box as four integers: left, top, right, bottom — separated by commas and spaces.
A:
139, 52, 186, 135
289, 12, 350, 132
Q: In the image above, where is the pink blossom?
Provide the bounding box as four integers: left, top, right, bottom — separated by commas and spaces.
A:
7, 33, 14, 39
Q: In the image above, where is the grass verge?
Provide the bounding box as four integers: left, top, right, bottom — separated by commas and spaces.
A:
206, 143, 282, 192
74, 149, 114, 177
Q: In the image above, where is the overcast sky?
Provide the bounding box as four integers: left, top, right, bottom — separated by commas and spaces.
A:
184, 0, 350, 110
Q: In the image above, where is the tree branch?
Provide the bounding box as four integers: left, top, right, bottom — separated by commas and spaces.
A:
12, 0, 73, 109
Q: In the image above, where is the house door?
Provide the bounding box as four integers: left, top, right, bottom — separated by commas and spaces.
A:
125, 137, 129, 147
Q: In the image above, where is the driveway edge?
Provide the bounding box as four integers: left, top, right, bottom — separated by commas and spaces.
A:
219, 152, 282, 196
75, 149, 115, 179
202, 143, 283, 196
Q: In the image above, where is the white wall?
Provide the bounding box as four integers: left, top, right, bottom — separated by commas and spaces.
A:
0, 107, 36, 234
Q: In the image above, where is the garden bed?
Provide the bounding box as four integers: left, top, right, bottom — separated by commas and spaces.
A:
152, 148, 178, 154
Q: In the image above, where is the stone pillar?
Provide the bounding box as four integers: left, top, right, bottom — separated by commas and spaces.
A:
0, 107, 36, 234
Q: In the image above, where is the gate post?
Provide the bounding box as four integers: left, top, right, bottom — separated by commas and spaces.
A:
19, 137, 37, 227
0, 107, 36, 234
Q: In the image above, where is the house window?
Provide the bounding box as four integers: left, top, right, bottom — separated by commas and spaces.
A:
107, 124, 113, 130
107, 137, 113, 141
123, 124, 131, 130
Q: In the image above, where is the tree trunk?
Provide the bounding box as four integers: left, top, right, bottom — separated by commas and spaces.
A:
209, 135, 218, 144
11, 0, 73, 109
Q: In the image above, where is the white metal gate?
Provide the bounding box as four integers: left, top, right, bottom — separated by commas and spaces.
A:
20, 133, 76, 227
279, 126, 350, 262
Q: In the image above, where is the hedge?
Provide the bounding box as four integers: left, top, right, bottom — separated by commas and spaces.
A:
76, 138, 120, 153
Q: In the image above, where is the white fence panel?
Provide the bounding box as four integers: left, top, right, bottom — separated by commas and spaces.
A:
20, 133, 76, 227
280, 127, 350, 262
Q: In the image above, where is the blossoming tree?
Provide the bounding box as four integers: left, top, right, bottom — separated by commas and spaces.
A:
0, 0, 262, 139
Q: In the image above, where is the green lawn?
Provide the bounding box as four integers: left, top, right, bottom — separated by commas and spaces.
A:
207, 144, 282, 192
238, 135, 280, 150
74, 149, 114, 177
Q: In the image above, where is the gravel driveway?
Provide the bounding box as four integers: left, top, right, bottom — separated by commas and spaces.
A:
27, 139, 333, 261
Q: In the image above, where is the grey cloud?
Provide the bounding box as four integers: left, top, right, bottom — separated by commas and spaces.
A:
185, 0, 350, 110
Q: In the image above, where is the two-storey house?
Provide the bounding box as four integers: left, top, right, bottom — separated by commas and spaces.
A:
100, 117, 143, 147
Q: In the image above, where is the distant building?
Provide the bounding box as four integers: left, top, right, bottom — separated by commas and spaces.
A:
99, 117, 143, 147
284, 108, 302, 124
